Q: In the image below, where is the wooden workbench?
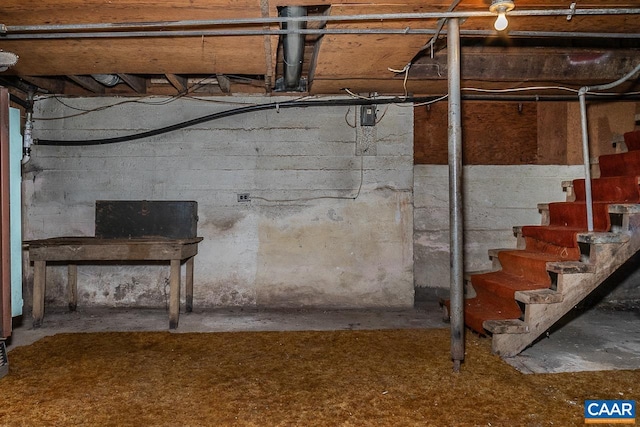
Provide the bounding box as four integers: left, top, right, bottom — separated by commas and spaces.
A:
26, 237, 203, 329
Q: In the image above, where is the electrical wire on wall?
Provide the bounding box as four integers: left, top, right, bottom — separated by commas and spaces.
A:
344, 106, 357, 128
35, 82, 640, 146
29, 74, 640, 205
251, 153, 365, 203
33, 95, 442, 146
35, 75, 314, 121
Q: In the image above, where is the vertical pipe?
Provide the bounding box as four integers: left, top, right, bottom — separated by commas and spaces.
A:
576, 64, 640, 233
447, 18, 464, 372
578, 90, 594, 232
280, 6, 306, 91
0, 88, 11, 338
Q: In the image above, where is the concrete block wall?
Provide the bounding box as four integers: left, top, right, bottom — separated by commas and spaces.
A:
25, 96, 414, 310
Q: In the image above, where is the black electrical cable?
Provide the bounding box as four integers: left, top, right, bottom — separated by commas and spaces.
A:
9, 94, 30, 109
35, 96, 430, 146
34, 92, 640, 146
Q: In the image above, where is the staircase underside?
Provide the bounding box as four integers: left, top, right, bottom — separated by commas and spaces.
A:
444, 130, 640, 357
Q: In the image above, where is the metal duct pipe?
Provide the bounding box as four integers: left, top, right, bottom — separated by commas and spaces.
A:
91, 74, 121, 87
279, 6, 306, 91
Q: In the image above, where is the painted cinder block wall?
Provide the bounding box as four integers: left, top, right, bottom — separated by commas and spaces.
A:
24, 96, 415, 310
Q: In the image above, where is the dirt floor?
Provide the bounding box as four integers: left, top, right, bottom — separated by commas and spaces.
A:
1, 329, 638, 426
6, 298, 640, 374
3, 295, 639, 426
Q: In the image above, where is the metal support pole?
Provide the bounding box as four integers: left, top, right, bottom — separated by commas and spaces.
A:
447, 18, 464, 372
578, 90, 594, 232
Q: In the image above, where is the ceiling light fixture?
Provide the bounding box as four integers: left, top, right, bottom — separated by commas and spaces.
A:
489, 0, 515, 31
0, 50, 19, 72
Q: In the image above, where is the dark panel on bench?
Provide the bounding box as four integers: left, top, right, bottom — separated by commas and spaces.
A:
95, 200, 198, 239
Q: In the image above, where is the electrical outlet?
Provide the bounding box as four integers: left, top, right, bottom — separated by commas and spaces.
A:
237, 193, 251, 203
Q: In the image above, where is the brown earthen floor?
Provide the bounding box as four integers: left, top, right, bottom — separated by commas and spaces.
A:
6, 296, 640, 374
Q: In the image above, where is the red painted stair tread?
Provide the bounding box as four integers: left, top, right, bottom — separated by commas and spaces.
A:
464, 291, 522, 334
471, 270, 550, 300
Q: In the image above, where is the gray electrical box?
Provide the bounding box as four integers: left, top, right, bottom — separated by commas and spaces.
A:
360, 105, 377, 126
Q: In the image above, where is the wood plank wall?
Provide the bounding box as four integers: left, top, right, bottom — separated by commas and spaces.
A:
414, 101, 538, 165
414, 101, 639, 166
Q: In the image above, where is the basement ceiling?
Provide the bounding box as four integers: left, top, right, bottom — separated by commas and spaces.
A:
0, 0, 639, 98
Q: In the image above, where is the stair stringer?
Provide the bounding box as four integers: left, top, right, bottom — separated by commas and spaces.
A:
490, 208, 640, 357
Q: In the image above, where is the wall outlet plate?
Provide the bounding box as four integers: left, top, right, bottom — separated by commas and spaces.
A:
237, 193, 251, 202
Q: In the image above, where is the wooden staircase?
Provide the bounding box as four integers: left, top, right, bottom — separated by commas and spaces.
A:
446, 129, 640, 357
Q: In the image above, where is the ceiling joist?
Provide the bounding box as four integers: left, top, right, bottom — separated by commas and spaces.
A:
67, 75, 105, 94
0, 0, 637, 97
118, 73, 147, 93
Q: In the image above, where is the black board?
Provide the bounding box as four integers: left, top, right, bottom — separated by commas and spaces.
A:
95, 200, 198, 239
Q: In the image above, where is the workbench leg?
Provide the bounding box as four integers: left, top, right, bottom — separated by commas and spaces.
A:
68, 264, 78, 312
32, 261, 46, 328
169, 259, 181, 329
186, 257, 194, 313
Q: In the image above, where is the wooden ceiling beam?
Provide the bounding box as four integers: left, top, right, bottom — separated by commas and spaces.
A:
2, 37, 267, 76
67, 75, 105, 93
165, 74, 188, 93
117, 74, 147, 93
1, 0, 265, 25
216, 74, 231, 93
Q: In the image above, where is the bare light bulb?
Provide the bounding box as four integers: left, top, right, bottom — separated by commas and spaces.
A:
494, 7, 509, 31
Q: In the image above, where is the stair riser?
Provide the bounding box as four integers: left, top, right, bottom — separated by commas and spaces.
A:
572, 177, 640, 203
472, 274, 548, 300
599, 150, 640, 177
497, 252, 554, 285
523, 237, 581, 259
547, 203, 611, 230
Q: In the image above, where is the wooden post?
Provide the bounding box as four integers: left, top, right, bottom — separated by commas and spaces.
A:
185, 257, 194, 313
169, 259, 181, 329
32, 261, 46, 328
